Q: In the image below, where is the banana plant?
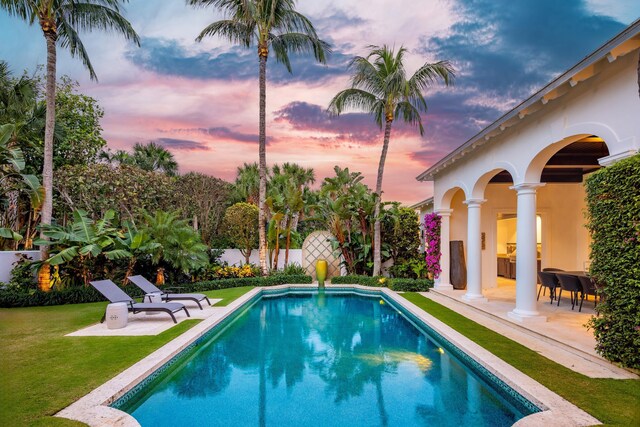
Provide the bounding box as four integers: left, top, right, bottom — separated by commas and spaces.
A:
117, 220, 161, 285
33, 209, 131, 286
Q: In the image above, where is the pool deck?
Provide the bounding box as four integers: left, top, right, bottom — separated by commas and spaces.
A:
425, 278, 636, 380
55, 284, 608, 427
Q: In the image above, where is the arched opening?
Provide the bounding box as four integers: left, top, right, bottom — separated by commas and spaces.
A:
472, 168, 523, 290
528, 135, 609, 276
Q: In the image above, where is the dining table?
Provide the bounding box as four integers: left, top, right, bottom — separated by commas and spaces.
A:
553, 271, 594, 310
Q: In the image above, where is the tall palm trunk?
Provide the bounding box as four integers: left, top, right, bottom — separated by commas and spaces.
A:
372, 120, 393, 276
38, 18, 57, 291
7, 190, 19, 249
258, 44, 268, 276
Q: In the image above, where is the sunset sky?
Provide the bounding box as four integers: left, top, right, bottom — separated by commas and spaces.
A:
1, 0, 639, 204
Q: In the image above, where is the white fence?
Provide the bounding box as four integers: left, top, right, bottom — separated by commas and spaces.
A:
220, 249, 302, 269
0, 251, 41, 283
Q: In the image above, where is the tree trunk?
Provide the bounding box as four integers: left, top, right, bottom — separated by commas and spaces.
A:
285, 228, 291, 268
241, 248, 251, 265
38, 27, 58, 291
258, 47, 268, 276
273, 226, 280, 271
372, 120, 393, 276
6, 190, 19, 250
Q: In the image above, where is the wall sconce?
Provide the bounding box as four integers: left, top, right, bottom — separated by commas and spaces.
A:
481, 232, 486, 250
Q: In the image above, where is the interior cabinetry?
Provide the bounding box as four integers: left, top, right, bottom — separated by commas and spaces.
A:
497, 257, 540, 280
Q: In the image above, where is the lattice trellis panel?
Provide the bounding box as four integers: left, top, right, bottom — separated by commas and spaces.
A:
302, 230, 341, 280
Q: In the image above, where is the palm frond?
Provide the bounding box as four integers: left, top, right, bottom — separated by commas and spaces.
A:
327, 88, 379, 116
61, 2, 140, 45
57, 19, 98, 80
348, 56, 384, 96
409, 60, 455, 90
395, 101, 425, 135
0, 0, 37, 23
269, 32, 329, 72
195, 19, 255, 47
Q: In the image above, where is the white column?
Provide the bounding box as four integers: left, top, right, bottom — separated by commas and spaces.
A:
434, 209, 453, 290
508, 183, 547, 322
462, 199, 486, 302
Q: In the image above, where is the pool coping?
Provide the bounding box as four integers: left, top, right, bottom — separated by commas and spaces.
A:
55, 285, 600, 427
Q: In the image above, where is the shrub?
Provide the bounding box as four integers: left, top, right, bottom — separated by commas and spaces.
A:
389, 279, 433, 292
330, 275, 433, 292
213, 264, 259, 279
272, 263, 306, 276
331, 275, 385, 286
6, 254, 38, 291
585, 154, 640, 369
389, 255, 428, 279
0, 275, 313, 308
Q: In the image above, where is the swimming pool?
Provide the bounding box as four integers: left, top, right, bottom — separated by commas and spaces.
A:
113, 288, 539, 426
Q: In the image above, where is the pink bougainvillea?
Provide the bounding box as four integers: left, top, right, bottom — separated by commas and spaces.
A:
424, 212, 442, 278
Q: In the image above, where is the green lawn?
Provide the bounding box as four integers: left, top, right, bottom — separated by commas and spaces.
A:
0, 287, 253, 427
401, 292, 640, 427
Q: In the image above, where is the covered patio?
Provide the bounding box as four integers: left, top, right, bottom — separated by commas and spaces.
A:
416, 22, 640, 323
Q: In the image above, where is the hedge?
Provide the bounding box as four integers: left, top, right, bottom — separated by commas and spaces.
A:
330, 275, 433, 292
0, 275, 313, 308
585, 153, 640, 369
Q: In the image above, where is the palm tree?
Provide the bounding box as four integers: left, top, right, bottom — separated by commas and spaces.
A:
131, 142, 178, 175
99, 148, 133, 166
232, 162, 260, 204
189, 0, 330, 275
0, 0, 139, 290
328, 45, 454, 276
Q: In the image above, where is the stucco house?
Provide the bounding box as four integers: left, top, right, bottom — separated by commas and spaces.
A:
415, 19, 640, 322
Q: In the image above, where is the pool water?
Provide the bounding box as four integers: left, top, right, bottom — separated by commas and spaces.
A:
118, 292, 532, 426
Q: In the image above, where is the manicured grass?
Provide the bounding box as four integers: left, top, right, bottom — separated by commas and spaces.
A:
401, 292, 640, 427
0, 286, 253, 426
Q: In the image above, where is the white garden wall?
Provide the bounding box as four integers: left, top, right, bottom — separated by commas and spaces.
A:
220, 249, 302, 270
0, 251, 40, 283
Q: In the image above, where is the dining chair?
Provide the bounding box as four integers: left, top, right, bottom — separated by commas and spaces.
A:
556, 274, 583, 310
578, 275, 599, 312
537, 271, 560, 304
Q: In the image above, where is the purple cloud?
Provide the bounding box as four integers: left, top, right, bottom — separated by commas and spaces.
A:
153, 137, 210, 151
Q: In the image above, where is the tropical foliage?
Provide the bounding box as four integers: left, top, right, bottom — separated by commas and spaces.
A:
328, 45, 454, 276
222, 202, 259, 264
311, 166, 383, 275
0, 124, 44, 248
54, 164, 177, 223
174, 172, 232, 246
585, 153, 640, 369
34, 209, 130, 287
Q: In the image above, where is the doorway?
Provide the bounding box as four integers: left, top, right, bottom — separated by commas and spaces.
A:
496, 214, 542, 282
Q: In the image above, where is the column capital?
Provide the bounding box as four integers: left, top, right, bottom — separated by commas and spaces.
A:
463, 198, 486, 207
509, 182, 545, 194
435, 208, 453, 217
